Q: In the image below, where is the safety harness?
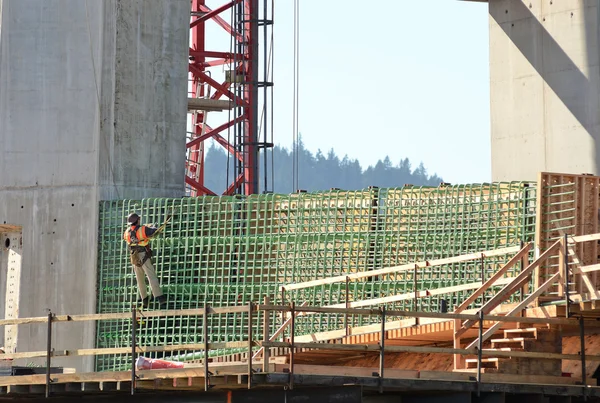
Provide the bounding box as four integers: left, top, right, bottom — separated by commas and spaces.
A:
127, 226, 153, 267
125, 210, 175, 268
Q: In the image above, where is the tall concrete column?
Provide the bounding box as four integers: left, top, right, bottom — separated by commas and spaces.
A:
0, 0, 189, 371
489, 0, 600, 181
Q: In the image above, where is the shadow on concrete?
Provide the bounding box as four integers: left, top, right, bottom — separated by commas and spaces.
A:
584, 0, 600, 174
491, 1, 596, 172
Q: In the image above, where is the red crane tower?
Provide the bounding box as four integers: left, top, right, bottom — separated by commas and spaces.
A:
186, 0, 274, 196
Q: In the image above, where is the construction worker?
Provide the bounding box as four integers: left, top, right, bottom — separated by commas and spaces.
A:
123, 213, 167, 308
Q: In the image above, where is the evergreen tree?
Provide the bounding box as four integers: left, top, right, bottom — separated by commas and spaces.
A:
202, 142, 443, 194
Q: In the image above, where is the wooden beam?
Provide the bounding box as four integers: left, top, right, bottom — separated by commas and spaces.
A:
465, 272, 561, 350
253, 301, 308, 360
324, 278, 513, 310
0, 306, 250, 327
573, 264, 600, 274
562, 242, 600, 300
534, 172, 545, 292
273, 364, 418, 379
456, 240, 560, 338
0, 224, 21, 232
0, 341, 260, 361
260, 304, 579, 326
263, 341, 471, 355
0, 306, 253, 326
454, 243, 532, 314
264, 340, 600, 363
280, 245, 522, 292
187, 98, 232, 112
569, 233, 600, 243
294, 316, 449, 343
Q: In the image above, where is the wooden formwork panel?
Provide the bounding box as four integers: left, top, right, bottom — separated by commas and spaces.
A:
535, 172, 600, 297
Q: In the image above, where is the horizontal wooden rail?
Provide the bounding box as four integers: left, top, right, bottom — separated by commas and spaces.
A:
322, 278, 514, 310
0, 303, 587, 332
0, 306, 250, 327
280, 245, 522, 292
0, 341, 262, 361
568, 233, 600, 243
257, 304, 580, 326
261, 341, 600, 362
573, 263, 600, 275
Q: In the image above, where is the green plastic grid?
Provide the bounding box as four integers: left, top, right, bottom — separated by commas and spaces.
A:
95, 183, 536, 371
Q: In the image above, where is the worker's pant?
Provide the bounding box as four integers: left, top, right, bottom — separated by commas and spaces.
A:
132, 251, 163, 300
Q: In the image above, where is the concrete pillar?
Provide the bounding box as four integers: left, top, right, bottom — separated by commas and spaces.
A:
489, 0, 600, 181
0, 0, 189, 371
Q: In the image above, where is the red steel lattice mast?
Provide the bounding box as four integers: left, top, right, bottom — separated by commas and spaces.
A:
187, 0, 273, 196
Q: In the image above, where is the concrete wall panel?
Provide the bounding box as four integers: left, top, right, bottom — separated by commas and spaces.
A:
489, 0, 600, 181
0, 0, 189, 370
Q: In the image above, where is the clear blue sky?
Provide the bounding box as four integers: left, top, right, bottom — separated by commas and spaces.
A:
202, 0, 491, 184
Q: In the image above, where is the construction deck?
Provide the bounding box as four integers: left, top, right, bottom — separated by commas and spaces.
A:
5, 173, 600, 402
0, 299, 600, 401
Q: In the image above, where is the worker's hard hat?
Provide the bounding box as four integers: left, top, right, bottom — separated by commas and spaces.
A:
127, 213, 140, 225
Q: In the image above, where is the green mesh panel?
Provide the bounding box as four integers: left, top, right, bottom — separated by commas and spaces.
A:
95, 183, 536, 371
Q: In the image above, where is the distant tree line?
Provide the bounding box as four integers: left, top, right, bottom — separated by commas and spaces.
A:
203, 139, 443, 194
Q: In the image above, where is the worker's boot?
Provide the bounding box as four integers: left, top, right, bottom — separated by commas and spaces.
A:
138, 296, 150, 308
155, 295, 168, 308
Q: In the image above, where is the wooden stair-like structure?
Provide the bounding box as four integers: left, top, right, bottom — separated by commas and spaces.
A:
462, 327, 562, 376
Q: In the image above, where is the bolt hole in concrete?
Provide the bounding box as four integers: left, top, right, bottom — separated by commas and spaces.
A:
4, 238, 10, 249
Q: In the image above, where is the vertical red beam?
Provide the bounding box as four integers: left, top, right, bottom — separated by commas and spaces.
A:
186, 0, 261, 196
244, 0, 259, 195
188, 0, 206, 197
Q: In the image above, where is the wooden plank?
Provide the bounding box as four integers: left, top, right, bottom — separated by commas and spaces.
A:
264, 341, 600, 363
569, 233, 600, 243
253, 300, 309, 359
294, 317, 449, 343
262, 304, 576, 326
562, 245, 600, 299
558, 238, 566, 297
0, 365, 268, 387
0, 306, 251, 327
264, 341, 471, 356
324, 278, 513, 310
454, 243, 532, 314
575, 264, 600, 274
0, 341, 257, 360
453, 319, 463, 370
572, 177, 585, 296
465, 272, 561, 350
422, 370, 584, 386
274, 364, 418, 379
280, 245, 521, 292
534, 172, 545, 291
0, 224, 21, 232
591, 178, 599, 290
580, 273, 600, 300
456, 240, 561, 338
